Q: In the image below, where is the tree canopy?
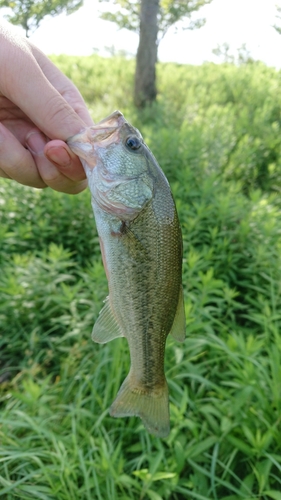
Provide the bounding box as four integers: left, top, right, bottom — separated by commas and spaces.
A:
0, 0, 83, 37
98, 0, 213, 41
274, 4, 281, 34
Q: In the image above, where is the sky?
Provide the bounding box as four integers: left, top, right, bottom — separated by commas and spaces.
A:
1, 0, 281, 68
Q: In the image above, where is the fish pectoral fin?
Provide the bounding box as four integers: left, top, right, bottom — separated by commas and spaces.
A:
169, 285, 186, 342
110, 374, 170, 438
124, 224, 150, 261
92, 296, 124, 344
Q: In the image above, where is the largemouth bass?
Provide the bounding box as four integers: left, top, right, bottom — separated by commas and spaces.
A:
67, 111, 185, 438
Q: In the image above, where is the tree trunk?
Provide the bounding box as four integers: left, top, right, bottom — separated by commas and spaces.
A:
134, 0, 159, 108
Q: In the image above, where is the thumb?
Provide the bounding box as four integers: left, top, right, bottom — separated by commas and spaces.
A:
1, 34, 86, 139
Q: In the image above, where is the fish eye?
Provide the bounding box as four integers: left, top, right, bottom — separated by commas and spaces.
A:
125, 136, 141, 151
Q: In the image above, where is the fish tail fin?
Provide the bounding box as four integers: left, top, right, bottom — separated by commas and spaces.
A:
109, 373, 170, 438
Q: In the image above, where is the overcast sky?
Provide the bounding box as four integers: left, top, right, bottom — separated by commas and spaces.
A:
1, 0, 281, 67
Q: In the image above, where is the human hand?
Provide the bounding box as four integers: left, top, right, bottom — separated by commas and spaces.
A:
0, 22, 94, 194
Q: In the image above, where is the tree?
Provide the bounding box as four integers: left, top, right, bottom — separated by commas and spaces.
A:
0, 0, 83, 37
99, 0, 213, 107
134, 0, 159, 108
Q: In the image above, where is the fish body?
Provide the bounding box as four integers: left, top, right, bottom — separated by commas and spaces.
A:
67, 111, 185, 437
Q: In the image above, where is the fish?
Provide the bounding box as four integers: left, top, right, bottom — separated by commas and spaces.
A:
67, 111, 185, 438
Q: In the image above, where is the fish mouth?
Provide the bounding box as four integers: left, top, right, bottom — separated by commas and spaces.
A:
97, 110, 126, 129
67, 110, 126, 167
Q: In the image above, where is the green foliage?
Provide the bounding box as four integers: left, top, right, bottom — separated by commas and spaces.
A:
0, 0, 83, 37
155, 60, 281, 193
50, 54, 135, 119
2, 55, 281, 498
0, 181, 99, 265
98, 0, 213, 39
273, 4, 281, 35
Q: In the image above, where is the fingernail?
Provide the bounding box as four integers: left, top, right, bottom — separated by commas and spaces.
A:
25, 131, 47, 155
46, 147, 72, 167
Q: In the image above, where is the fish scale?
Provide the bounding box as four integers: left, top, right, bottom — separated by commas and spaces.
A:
67, 110, 186, 437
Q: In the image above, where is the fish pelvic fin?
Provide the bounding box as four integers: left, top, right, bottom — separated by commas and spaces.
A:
109, 373, 170, 438
170, 285, 186, 342
92, 296, 124, 344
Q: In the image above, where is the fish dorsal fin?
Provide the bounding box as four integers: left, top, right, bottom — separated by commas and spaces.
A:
169, 285, 186, 342
92, 296, 124, 344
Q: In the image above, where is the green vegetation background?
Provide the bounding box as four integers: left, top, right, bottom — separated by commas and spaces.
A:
1, 55, 281, 499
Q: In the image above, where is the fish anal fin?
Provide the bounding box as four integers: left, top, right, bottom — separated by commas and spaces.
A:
169, 285, 186, 342
92, 296, 124, 344
110, 373, 170, 438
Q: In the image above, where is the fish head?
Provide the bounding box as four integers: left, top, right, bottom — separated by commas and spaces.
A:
67, 110, 147, 177
67, 111, 123, 168
67, 111, 154, 219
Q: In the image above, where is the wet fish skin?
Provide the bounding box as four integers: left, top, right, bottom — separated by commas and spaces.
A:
67, 111, 185, 438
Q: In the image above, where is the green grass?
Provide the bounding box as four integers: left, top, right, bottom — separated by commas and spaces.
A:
1, 55, 281, 499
